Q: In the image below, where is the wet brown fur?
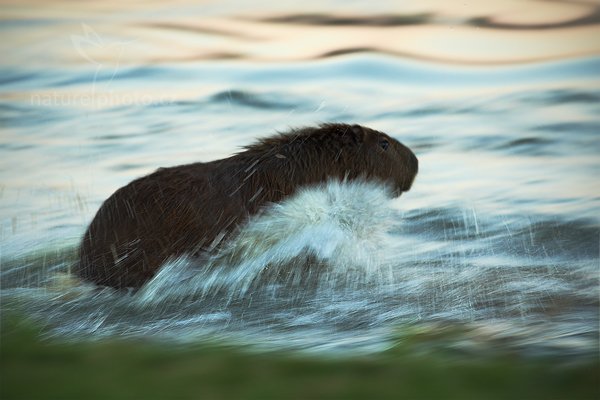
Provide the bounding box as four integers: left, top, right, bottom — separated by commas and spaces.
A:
76, 123, 418, 288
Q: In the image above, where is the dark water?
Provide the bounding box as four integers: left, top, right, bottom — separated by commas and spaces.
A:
1, 41, 599, 359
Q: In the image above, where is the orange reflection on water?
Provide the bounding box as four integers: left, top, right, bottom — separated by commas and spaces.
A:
1, 0, 599, 66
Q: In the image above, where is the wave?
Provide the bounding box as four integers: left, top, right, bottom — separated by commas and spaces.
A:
1, 181, 597, 355
137, 180, 400, 305
209, 90, 303, 110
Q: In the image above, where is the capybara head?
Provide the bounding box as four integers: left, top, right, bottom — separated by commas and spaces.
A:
242, 123, 418, 198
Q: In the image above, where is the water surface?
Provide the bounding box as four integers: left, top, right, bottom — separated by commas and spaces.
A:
1, 1, 599, 361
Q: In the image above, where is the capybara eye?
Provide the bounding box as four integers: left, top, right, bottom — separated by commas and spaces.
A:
379, 139, 390, 151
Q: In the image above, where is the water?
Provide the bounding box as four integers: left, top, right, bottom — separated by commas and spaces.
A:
1, 2, 599, 360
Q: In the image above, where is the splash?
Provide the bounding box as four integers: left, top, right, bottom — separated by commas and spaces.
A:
137, 180, 401, 305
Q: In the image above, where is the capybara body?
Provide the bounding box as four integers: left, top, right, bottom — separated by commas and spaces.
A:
76, 123, 418, 288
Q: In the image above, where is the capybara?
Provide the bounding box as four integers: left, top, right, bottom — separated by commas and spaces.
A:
76, 123, 418, 288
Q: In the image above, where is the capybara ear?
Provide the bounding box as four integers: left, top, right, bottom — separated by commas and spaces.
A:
350, 124, 365, 137
339, 124, 365, 146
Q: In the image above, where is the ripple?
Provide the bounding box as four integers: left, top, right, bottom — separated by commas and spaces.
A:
257, 13, 431, 26
209, 90, 304, 110
519, 89, 600, 105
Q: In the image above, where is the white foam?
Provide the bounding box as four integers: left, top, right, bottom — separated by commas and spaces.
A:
137, 180, 400, 305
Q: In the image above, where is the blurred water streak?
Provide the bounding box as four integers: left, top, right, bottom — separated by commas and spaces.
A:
0, 0, 599, 359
